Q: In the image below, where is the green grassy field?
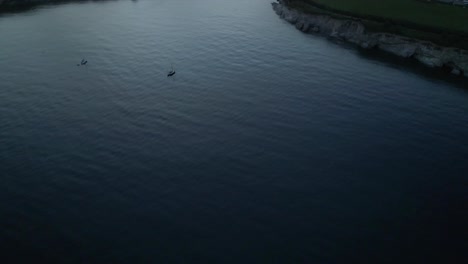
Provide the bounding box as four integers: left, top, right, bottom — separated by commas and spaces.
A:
293, 0, 468, 33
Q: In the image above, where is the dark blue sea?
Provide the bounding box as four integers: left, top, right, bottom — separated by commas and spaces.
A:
1, 0, 467, 262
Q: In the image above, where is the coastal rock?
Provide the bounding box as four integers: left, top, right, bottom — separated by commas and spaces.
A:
295, 17, 310, 32
282, 7, 300, 23
414, 44, 445, 68
272, 1, 468, 77
451, 68, 461, 76
372, 33, 419, 58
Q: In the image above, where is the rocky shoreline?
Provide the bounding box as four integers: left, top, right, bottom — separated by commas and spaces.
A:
0, 0, 112, 11
0, 0, 78, 7
272, 1, 468, 77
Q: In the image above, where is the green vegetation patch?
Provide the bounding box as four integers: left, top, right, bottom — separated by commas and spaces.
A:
302, 0, 468, 33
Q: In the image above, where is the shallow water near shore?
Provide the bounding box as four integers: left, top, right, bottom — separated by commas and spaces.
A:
1, 0, 467, 262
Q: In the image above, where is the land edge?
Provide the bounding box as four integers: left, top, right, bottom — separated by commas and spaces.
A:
0, 0, 115, 13
272, 0, 468, 78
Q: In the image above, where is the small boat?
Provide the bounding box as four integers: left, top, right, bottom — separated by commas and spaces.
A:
167, 64, 176, 77
77, 59, 88, 66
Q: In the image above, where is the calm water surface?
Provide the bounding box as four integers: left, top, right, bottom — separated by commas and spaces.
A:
1, 0, 467, 262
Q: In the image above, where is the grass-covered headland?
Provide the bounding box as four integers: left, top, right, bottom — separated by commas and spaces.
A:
286, 0, 468, 49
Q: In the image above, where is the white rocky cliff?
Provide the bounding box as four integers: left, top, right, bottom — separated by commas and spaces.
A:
272, 1, 468, 77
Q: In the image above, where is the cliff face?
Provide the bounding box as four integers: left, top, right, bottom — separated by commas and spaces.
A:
272, 1, 468, 77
